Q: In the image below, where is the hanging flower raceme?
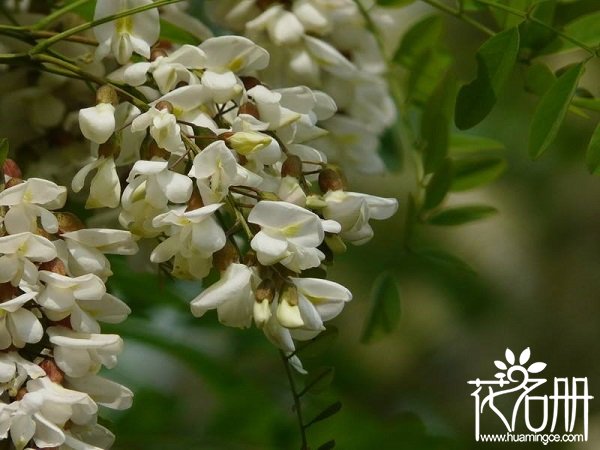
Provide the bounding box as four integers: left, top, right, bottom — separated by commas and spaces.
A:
208, 0, 397, 173
68, 3, 400, 373
0, 160, 135, 450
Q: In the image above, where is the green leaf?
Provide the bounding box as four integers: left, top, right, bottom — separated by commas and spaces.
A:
585, 122, 600, 175
528, 62, 584, 159
302, 367, 335, 395
305, 401, 342, 428
0, 138, 9, 168
427, 205, 498, 225
394, 15, 443, 68
450, 133, 505, 154
424, 158, 454, 210
524, 63, 556, 96
451, 155, 507, 191
361, 272, 401, 343
455, 27, 520, 130
421, 73, 457, 173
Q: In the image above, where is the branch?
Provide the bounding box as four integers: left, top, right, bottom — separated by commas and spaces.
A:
280, 351, 309, 450
421, 0, 495, 36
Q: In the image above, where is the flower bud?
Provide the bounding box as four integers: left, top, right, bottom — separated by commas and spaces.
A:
96, 85, 118, 106
281, 154, 303, 178
319, 168, 345, 193
5, 177, 23, 189
226, 132, 271, 156
3, 159, 22, 179
255, 279, 275, 303
253, 299, 272, 328
276, 285, 304, 328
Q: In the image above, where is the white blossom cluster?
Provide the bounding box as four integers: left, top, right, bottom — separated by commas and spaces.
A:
0, 160, 136, 449
70, 0, 398, 370
209, 0, 397, 173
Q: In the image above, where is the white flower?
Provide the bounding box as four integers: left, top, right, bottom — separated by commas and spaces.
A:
65, 375, 133, 410
56, 229, 138, 281
0, 352, 45, 396
188, 141, 239, 204
322, 191, 398, 244
150, 204, 226, 276
78, 103, 116, 145
93, 0, 160, 65
47, 327, 124, 378
0, 232, 56, 286
71, 156, 121, 209
198, 36, 270, 103
0, 178, 66, 234
122, 160, 193, 210
190, 263, 255, 327
0, 291, 43, 349
37, 271, 130, 333
124, 44, 206, 94
130, 106, 184, 154
3, 376, 97, 449
248, 200, 341, 272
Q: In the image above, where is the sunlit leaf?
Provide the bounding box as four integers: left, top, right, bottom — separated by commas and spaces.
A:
528, 63, 584, 159
455, 27, 520, 130
427, 205, 498, 226
361, 272, 401, 343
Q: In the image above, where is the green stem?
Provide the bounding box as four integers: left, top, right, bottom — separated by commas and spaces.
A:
421, 0, 495, 36
280, 351, 309, 450
29, 0, 185, 54
32, 0, 93, 30
475, 0, 597, 56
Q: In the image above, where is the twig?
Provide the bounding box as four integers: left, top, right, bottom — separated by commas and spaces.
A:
280, 351, 309, 450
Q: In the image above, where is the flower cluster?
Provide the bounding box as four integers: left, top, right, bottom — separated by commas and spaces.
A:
0, 160, 136, 449
71, 2, 398, 370
209, 0, 397, 173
